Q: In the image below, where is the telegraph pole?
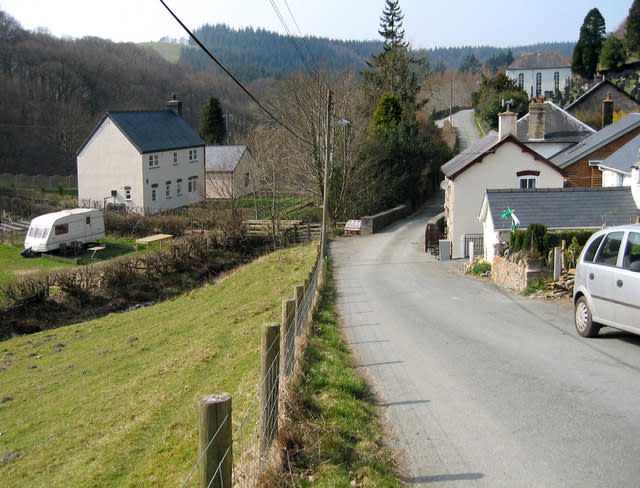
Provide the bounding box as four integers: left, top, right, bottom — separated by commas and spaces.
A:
321, 89, 333, 260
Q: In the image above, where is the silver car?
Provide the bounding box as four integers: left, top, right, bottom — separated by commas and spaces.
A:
574, 224, 640, 337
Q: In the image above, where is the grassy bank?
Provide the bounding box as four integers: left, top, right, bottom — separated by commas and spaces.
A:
279, 263, 402, 487
0, 243, 316, 487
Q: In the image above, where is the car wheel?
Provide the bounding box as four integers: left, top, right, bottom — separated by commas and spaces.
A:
575, 296, 600, 338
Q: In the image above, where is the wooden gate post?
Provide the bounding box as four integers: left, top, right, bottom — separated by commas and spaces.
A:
260, 323, 280, 456
198, 393, 232, 488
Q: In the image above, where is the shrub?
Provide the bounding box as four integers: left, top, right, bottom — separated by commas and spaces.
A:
472, 260, 491, 275
524, 223, 547, 256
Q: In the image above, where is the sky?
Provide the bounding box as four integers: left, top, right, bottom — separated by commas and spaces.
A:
0, 0, 633, 49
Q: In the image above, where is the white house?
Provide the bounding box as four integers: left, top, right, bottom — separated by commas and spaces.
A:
597, 134, 640, 187
441, 111, 566, 258
77, 100, 205, 215
205, 145, 254, 199
506, 52, 571, 98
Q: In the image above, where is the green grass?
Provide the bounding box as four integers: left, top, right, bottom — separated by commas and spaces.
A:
0, 243, 318, 488
283, 263, 403, 487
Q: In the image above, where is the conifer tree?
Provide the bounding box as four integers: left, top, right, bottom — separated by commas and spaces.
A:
572, 8, 606, 79
626, 0, 640, 55
199, 96, 226, 145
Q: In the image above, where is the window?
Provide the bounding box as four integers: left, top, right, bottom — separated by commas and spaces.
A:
165, 181, 172, 198
553, 72, 560, 92
595, 232, 624, 266
86, 217, 91, 225
535, 72, 542, 97
518, 73, 524, 88
148, 154, 159, 168
124, 186, 132, 201
189, 149, 198, 162
244, 172, 250, 188
188, 176, 198, 193
151, 183, 158, 202
583, 235, 604, 262
173, 152, 178, 165
54, 223, 69, 235
622, 232, 640, 270
176, 178, 183, 196
519, 177, 537, 189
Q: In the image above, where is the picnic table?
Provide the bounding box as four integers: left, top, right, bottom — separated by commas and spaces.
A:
135, 234, 173, 252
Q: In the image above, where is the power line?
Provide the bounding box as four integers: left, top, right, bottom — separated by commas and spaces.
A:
158, 0, 310, 147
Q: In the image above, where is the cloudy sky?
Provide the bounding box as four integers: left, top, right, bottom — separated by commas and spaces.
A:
0, 0, 632, 48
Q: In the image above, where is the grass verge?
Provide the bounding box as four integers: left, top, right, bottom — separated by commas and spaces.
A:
276, 261, 402, 487
0, 243, 316, 488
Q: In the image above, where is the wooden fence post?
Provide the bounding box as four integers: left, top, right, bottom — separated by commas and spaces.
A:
198, 393, 232, 488
260, 323, 280, 456
294, 285, 304, 335
281, 299, 296, 376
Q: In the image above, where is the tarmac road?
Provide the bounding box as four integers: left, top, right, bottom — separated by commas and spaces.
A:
435, 108, 481, 151
331, 202, 640, 487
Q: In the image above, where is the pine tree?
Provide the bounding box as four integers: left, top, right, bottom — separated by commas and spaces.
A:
599, 36, 626, 72
572, 8, 606, 79
199, 96, 226, 145
626, 0, 640, 55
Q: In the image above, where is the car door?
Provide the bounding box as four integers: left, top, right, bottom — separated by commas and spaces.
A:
616, 231, 640, 330
588, 231, 625, 325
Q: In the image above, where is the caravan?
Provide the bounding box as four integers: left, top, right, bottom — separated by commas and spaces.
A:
24, 209, 105, 253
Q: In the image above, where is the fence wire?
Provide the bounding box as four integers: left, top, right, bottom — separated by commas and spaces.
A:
182, 254, 323, 487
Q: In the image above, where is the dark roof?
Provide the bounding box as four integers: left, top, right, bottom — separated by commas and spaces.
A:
600, 134, 640, 174
440, 133, 562, 180
484, 187, 640, 230
565, 79, 640, 113
551, 113, 640, 168
506, 52, 570, 70
205, 145, 248, 172
79, 110, 204, 155
517, 101, 595, 143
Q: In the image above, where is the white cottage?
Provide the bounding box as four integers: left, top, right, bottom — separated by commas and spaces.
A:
77, 100, 205, 215
441, 111, 566, 258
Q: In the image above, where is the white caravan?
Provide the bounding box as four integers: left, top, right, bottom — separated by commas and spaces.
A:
24, 209, 105, 253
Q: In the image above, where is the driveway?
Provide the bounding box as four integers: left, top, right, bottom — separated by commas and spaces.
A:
330, 203, 640, 487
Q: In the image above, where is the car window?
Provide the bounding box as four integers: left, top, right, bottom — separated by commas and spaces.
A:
622, 232, 640, 271
582, 234, 604, 262
594, 231, 624, 266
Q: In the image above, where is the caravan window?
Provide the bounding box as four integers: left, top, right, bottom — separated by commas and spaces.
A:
55, 223, 69, 235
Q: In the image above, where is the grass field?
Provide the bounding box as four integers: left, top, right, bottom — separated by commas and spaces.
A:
0, 243, 317, 487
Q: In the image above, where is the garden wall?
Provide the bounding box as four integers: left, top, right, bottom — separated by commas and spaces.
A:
492, 255, 552, 292
360, 204, 410, 235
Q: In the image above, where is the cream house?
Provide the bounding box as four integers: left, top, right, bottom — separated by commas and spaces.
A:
441, 111, 566, 258
77, 102, 205, 215
506, 52, 571, 98
205, 145, 254, 199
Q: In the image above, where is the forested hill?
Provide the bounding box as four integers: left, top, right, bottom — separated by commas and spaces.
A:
174, 23, 574, 81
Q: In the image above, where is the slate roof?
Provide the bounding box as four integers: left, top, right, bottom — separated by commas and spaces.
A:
506, 52, 570, 70
79, 110, 204, 155
599, 134, 640, 174
205, 145, 248, 172
551, 113, 640, 169
484, 187, 640, 231
565, 79, 640, 113
517, 101, 595, 143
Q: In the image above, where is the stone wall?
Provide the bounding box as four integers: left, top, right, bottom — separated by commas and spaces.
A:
492, 255, 552, 292
360, 204, 411, 235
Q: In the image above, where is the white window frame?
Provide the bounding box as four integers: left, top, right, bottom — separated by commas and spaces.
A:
188, 176, 198, 193
165, 180, 172, 199
189, 149, 198, 162
124, 186, 132, 201
176, 178, 183, 196
519, 176, 538, 189
148, 154, 159, 168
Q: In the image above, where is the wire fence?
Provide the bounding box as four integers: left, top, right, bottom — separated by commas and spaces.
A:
181, 248, 323, 487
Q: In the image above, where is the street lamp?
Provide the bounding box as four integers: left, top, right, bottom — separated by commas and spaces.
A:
321, 116, 351, 260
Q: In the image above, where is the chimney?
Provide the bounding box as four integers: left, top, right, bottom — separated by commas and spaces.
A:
498, 110, 517, 140
528, 97, 546, 140
602, 93, 614, 127
167, 93, 183, 117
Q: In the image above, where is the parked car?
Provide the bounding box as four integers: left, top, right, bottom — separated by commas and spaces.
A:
573, 224, 640, 337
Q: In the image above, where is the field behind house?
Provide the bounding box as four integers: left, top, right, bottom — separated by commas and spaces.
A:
0, 243, 317, 488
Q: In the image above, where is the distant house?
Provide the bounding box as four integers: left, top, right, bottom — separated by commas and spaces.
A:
566, 80, 640, 129
506, 52, 571, 98
77, 99, 205, 215
441, 111, 565, 258
205, 145, 254, 199
551, 113, 640, 188
598, 134, 640, 187
480, 187, 640, 261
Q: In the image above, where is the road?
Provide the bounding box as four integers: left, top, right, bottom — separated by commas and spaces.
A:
330, 202, 640, 487
435, 109, 481, 151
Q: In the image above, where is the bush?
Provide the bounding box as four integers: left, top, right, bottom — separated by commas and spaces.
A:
471, 260, 491, 275
524, 223, 547, 256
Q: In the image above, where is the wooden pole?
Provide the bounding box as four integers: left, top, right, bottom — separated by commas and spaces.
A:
294, 285, 304, 336
198, 393, 232, 488
281, 299, 296, 376
260, 323, 280, 456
